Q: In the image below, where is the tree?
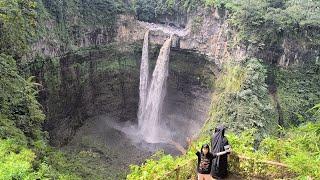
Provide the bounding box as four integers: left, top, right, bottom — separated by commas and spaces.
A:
0, 0, 37, 58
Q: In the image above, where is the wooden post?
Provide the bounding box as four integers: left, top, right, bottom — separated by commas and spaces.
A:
176, 166, 180, 180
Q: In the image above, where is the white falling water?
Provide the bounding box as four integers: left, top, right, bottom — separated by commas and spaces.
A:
138, 30, 150, 129
139, 35, 172, 143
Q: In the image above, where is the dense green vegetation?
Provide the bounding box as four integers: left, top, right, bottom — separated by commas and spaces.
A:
39, 0, 126, 50
133, 0, 201, 22
0, 54, 44, 143
274, 62, 320, 125
1, 0, 320, 179
202, 58, 320, 135
203, 58, 277, 137
228, 120, 320, 178
224, 0, 320, 47
0, 0, 38, 57
0, 54, 82, 179
1, 1, 50, 177
0, 0, 129, 179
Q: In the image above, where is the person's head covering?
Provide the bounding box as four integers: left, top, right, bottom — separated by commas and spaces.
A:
201, 144, 210, 155
211, 125, 226, 153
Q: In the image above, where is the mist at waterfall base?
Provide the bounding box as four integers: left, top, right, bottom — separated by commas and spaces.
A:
117, 87, 209, 153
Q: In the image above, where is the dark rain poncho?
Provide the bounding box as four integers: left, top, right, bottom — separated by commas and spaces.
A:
210, 125, 230, 178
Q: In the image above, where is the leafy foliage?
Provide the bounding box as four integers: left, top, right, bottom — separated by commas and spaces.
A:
0, 137, 83, 179
203, 0, 320, 64
0, 0, 38, 57
228, 120, 320, 178
309, 103, 320, 119
275, 60, 320, 125
133, 0, 202, 22
39, 0, 126, 49
42, 0, 124, 26
0, 54, 45, 142
0, 138, 35, 179
0, 53, 82, 179
127, 150, 199, 180
229, 0, 320, 46
203, 58, 277, 137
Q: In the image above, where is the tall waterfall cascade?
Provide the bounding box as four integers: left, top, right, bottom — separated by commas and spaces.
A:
138, 31, 173, 143
138, 30, 150, 129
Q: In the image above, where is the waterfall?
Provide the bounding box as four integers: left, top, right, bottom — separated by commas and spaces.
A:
138, 30, 150, 129
138, 34, 172, 143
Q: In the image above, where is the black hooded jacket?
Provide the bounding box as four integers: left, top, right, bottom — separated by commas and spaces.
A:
211, 125, 230, 178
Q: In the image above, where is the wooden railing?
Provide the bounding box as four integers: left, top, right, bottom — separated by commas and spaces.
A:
229, 153, 296, 179
154, 154, 294, 180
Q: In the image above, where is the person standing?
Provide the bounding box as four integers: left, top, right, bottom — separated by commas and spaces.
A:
196, 144, 215, 180
195, 143, 231, 180
211, 125, 231, 179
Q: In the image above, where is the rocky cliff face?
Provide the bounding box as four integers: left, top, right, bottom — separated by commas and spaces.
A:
115, 8, 318, 68
31, 5, 247, 66
31, 23, 115, 58
115, 9, 247, 66
31, 2, 318, 67
39, 45, 140, 145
